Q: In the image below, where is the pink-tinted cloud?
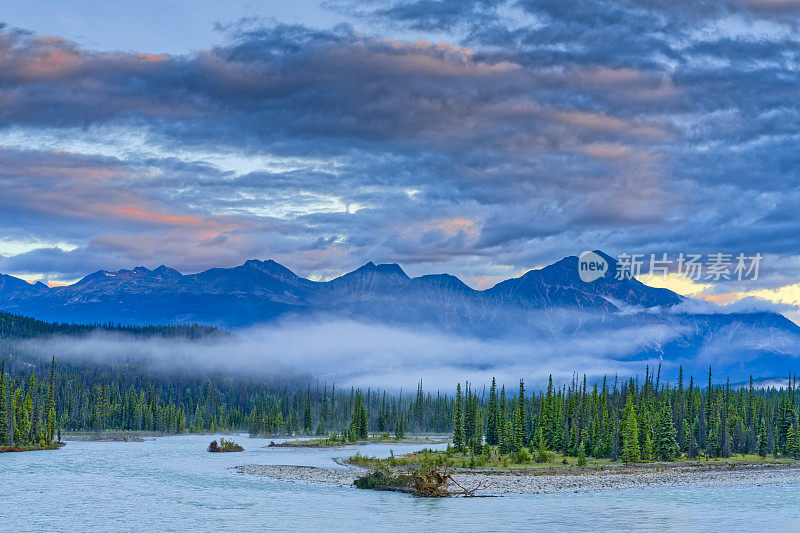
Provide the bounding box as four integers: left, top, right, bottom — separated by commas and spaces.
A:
112, 206, 206, 227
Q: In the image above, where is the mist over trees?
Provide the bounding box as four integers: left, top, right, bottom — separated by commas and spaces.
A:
1, 311, 799, 463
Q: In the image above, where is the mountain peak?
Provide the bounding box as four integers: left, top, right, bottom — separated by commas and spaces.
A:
375, 263, 408, 278
241, 258, 301, 281
350, 262, 409, 279
76, 269, 112, 284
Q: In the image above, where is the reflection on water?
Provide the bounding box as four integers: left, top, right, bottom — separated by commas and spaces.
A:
3, 434, 800, 532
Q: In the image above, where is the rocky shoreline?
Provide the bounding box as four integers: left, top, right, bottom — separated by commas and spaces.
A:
235, 460, 800, 495
235, 463, 369, 487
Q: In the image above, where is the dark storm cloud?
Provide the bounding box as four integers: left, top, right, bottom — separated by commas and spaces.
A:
0, 4, 798, 298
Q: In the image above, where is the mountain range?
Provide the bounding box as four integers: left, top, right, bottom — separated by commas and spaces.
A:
1, 251, 798, 381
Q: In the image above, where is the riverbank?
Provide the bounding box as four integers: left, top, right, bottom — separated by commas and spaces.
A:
236, 459, 800, 495
1, 442, 64, 452
235, 461, 369, 487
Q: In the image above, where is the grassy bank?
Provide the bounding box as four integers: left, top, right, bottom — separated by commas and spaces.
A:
1, 442, 64, 453
348, 446, 794, 473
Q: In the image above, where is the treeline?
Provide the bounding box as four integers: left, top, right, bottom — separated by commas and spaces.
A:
451, 368, 800, 462
247, 381, 452, 439
3, 349, 800, 464
0, 357, 57, 448
0, 311, 221, 340
0, 358, 453, 447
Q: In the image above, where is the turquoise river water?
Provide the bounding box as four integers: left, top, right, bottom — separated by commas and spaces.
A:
3, 434, 800, 532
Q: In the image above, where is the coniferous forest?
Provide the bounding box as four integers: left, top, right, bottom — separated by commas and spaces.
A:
1, 311, 799, 462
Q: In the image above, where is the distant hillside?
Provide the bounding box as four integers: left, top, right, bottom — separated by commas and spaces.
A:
1, 252, 798, 382
0, 311, 221, 340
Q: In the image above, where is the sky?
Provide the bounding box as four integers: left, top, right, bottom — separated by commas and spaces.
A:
1, 0, 800, 318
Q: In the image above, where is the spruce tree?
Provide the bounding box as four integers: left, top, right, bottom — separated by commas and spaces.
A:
315, 413, 327, 436
786, 423, 798, 459
511, 398, 523, 453
516, 379, 526, 446
501, 417, 513, 455
542, 375, 555, 446
684, 417, 698, 458
486, 378, 500, 445
453, 383, 464, 452
757, 418, 768, 458
414, 380, 424, 431
303, 386, 313, 434
621, 395, 640, 463
317, 392, 328, 436
567, 423, 578, 456
464, 384, 475, 450
349, 390, 367, 441
14, 388, 26, 445
394, 412, 405, 440
577, 440, 587, 467
0, 358, 7, 446
534, 426, 550, 463
707, 413, 720, 457
473, 405, 483, 454
654, 399, 680, 461
641, 424, 653, 462
46, 356, 56, 443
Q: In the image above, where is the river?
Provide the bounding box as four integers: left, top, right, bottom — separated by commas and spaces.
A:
3, 434, 800, 532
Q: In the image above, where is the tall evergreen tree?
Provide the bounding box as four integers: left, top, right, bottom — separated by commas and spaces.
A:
394, 412, 405, 440
452, 383, 464, 452
303, 386, 313, 434
542, 375, 555, 446
486, 377, 500, 445
349, 390, 368, 441
414, 380, 425, 431
786, 423, 798, 459
654, 399, 680, 461
515, 379, 526, 447
46, 356, 56, 443
464, 384, 476, 450
621, 395, 640, 463
0, 358, 7, 446
511, 398, 522, 453
641, 421, 654, 461
757, 418, 768, 458
473, 402, 484, 454
577, 439, 588, 467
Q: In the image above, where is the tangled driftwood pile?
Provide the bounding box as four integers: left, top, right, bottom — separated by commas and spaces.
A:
412, 466, 491, 497
354, 465, 491, 497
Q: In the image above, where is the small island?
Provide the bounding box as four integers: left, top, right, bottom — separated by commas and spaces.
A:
208, 438, 244, 452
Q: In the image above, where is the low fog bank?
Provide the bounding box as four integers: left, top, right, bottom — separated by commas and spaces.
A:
11, 311, 799, 392
12, 330, 310, 384
669, 296, 798, 316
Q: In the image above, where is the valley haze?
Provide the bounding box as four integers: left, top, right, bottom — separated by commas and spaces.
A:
3, 251, 798, 388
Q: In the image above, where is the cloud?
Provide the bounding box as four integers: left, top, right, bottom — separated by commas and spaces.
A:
0, 11, 798, 295
669, 295, 798, 316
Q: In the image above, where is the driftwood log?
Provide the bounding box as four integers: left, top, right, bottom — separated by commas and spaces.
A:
411, 466, 492, 497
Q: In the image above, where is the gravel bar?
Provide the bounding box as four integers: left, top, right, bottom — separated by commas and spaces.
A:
235, 461, 800, 495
